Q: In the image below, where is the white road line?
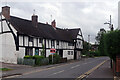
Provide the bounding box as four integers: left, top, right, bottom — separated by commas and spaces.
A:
47, 70, 64, 76
71, 65, 80, 69
53, 70, 64, 74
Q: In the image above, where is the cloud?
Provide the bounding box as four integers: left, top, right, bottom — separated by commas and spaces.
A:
0, 0, 119, 44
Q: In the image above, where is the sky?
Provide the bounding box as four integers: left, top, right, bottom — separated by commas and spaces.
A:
0, 0, 119, 44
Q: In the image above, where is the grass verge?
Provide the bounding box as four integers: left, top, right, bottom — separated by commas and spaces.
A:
0, 68, 12, 71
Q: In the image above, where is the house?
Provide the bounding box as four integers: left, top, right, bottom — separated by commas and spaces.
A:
0, 6, 84, 64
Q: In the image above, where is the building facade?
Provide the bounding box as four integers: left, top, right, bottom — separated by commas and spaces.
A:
0, 6, 84, 64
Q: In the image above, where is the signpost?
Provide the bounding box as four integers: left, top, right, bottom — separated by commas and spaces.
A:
50, 48, 56, 64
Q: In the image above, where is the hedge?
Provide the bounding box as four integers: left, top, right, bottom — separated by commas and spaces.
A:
103, 30, 120, 61
24, 55, 47, 65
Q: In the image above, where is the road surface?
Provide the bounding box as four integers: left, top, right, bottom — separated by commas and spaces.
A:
3, 57, 109, 80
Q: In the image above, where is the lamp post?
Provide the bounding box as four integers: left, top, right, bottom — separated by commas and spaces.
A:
104, 15, 114, 68
104, 15, 114, 31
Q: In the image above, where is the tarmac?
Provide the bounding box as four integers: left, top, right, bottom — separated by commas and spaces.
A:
86, 60, 114, 79
0, 58, 116, 79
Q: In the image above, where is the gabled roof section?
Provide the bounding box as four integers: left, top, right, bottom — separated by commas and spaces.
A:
9, 16, 80, 42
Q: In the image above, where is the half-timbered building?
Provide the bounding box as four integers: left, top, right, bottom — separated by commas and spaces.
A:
0, 6, 84, 64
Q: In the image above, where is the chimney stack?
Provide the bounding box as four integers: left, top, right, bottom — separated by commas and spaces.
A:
2, 6, 10, 20
32, 14, 38, 28
51, 20, 56, 28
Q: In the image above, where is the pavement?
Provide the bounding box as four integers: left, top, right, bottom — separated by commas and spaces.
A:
86, 59, 114, 79
0, 57, 115, 79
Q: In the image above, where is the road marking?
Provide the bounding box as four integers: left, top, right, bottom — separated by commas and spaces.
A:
53, 70, 64, 74
47, 70, 64, 76
75, 59, 108, 80
3, 61, 75, 79
71, 65, 80, 69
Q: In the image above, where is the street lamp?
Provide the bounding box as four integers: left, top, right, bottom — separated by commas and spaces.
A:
104, 15, 114, 31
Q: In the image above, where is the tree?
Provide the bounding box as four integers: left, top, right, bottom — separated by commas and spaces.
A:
82, 41, 91, 55
96, 28, 107, 56
95, 28, 106, 44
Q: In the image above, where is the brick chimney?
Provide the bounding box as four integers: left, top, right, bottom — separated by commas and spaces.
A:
2, 6, 10, 20
51, 20, 56, 28
32, 14, 38, 28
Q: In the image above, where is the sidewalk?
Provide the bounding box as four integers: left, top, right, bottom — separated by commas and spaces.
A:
87, 59, 114, 79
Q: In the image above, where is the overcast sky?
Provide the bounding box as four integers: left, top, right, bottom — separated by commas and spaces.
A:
0, 0, 119, 44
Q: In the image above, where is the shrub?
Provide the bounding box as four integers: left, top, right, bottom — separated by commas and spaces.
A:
33, 55, 45, 65
24, 55, 33, 59
49, 53, 60, 64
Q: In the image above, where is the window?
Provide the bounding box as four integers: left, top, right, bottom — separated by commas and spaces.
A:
68, 51, 71, 55
71, 51, 73, 55
39, 38, 43, 43
68, 51, 73, 55
29, 37, 33, 42
25, 48, 33, 56
68, 42, 74, 46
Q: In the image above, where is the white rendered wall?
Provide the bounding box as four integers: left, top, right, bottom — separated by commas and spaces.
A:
63, 50, 74, 60
0, 15, 21, 64
17, 47, 25, 58
2, 33, 17, 64
46, 49, 51, 57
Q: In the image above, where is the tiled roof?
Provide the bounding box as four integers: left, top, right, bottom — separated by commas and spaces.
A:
9, 16, 80, 42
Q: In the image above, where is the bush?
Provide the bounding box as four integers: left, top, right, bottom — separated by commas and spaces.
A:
33, 55, 45, 65
24, 55, 33, 59
49, 53, 60, 64
24, 55, 46, 65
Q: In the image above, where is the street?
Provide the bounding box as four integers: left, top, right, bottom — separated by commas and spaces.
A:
10, 57, 109, 79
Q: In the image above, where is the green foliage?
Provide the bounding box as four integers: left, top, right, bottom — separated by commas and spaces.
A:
89, 50, 100, 57
82, 41, 89, 55
24, 55, 33, 59
24, 55, 47, 65
49, 53, 61, 64
41, 44, 45, 56
96, 28, 106, 44
104, 30, 120, 61
98, 33, 108, 56
0, 68, 12, 71
33, 55, 45, 65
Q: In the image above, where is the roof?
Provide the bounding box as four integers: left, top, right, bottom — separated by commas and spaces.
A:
9, 16, 80, 42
